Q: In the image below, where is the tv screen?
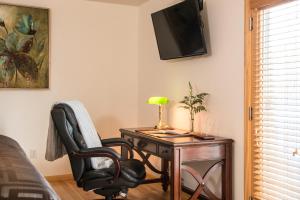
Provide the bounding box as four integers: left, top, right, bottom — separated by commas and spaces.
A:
151, 0, 207, 60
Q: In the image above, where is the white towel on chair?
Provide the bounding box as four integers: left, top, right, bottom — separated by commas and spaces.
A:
45, 115, 67, 161
46, 100, 113, 169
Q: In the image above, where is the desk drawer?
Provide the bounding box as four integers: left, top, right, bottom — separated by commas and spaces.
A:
158, 145, 171, 160
181, 144, 225, 162
123, 135, 157, 154
135, 138, 157, 154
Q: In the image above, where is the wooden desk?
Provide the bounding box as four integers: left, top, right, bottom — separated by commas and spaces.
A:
120, 128, 233, 200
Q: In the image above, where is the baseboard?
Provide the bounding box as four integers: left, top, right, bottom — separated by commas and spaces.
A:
45, 174, 73, 182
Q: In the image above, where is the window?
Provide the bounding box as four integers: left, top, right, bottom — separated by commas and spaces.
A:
245, 0, 300, 199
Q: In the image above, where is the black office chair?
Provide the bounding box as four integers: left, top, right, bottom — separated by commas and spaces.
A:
51, 103, 146, 200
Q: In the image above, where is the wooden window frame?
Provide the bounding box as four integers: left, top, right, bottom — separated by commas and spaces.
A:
244, 0, 295, 199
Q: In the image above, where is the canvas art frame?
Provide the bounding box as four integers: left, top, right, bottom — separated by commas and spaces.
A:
0, 3, 49, 89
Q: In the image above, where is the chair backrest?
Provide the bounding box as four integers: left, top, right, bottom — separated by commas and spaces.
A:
51, 104, 93, 181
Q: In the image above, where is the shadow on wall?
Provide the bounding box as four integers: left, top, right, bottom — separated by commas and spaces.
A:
95, 116, 123, 139
202, 1, 212, 57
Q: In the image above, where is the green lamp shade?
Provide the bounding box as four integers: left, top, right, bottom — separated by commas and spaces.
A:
147, 97, 169, 105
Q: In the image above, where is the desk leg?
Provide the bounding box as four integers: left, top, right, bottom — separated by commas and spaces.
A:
222, 143, 232, 200
161, 159, 169, 191
171, 148, 181, 200
121, 134, 129, 160
121, 146, 128, 160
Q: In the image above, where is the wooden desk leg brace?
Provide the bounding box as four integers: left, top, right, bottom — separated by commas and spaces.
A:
136, 149, 164, 175
181, 161, 224, 200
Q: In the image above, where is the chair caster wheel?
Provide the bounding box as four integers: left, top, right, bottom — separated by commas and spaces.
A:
119, 191, 128, 199
105, 196, 113, 200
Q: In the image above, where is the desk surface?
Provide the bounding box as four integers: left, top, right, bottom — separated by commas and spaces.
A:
120, 128, 233, 147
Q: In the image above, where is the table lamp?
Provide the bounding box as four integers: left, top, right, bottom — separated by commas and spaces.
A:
147, 97, 169, 129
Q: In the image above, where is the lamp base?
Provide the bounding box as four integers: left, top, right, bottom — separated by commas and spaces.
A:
154, 104, 170, 130
154, 123, 169, 130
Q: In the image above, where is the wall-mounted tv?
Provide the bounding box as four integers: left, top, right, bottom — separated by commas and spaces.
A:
151, 0, 207, 60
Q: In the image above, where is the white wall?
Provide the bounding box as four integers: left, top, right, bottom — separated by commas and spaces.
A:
0, 0, 244, 198
0, 0, 139, 176
137, 0, 244, 199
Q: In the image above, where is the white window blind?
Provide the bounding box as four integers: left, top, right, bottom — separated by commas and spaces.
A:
252, 1, 300, 200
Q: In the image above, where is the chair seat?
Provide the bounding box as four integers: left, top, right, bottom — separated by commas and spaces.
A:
80, 159, 146, 191
119, 159, 146, 181
81, 168, 113, 183
81, 159, 146, 184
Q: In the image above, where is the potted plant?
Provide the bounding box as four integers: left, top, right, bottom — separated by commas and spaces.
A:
179, 82, 208, 132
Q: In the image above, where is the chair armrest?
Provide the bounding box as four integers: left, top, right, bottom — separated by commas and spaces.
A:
102, 138, 134, 148
71, 147, 121, 180
101, 138, 134, 159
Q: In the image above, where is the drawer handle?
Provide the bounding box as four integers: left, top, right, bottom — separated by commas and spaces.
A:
162, 150, 168, 154
137, 140, 148, 148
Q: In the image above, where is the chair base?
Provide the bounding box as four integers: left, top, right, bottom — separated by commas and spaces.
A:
105, 196, 113, 200
95, 187, 128, 200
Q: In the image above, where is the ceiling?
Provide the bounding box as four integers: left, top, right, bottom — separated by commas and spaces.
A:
87, 0, 149, 6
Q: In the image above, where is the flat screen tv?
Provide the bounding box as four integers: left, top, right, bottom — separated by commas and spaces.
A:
151, 0, 207, 60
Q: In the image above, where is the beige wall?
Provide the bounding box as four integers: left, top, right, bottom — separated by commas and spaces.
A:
0, 0, 244, 198
0, 0, 139, 176
137, 0, 244, 199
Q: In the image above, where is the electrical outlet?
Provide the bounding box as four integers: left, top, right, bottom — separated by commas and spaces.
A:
29, 149, 37, 159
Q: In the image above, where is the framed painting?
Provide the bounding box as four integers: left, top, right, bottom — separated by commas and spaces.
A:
0, 4, 49, 88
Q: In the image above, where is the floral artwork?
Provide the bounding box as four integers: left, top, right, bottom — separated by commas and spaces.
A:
0, 4, 49, 88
